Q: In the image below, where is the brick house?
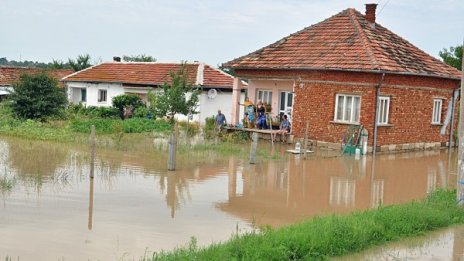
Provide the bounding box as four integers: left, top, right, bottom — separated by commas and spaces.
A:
224, 4, 461, 152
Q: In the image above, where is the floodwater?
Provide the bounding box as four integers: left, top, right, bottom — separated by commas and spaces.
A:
0, 136, 458, 260
338, 225, 464, 260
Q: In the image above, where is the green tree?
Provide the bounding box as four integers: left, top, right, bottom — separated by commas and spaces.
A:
68, 54, 92, 72
50, 59, 69, 69
122, 54, 156, 62
112, 94, 145, 119
9, 72, 67, 120
154, 64, 200, 125
439, 45, 462, 70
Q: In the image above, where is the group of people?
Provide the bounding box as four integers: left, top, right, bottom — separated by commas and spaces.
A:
214, 97, 291, 143
238, 98, 291, 143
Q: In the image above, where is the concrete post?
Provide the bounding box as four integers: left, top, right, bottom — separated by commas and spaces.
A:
249, 132, 258, 164
457, 43, 464, 205
231, 77, 242, 125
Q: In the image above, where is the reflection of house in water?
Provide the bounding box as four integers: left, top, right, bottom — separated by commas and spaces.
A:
218, 151, 454, 227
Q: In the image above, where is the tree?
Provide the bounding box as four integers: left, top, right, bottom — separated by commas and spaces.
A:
68, 54, 92, 72
439, 45, 463, 70
122, 54, 157, 62
112, 94, 145, 119
9, 72, 67, 120
154, 64, 200, 125
50, 59, 69, 69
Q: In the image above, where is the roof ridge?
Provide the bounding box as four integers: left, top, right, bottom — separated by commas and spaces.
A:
347, 8, 381, 71
61, 63, 100, 81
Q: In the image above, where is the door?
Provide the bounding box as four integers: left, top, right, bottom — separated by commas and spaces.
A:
279, 91, 293, 122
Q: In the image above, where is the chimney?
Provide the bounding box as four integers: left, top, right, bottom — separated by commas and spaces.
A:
365, 3, 377, 23
113, 56, 121, 62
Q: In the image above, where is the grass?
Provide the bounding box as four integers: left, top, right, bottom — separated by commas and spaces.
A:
149, 190, 464, 261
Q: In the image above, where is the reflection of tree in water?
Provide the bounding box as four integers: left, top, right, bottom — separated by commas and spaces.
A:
159, 172, 191, 218
6, 139, 69, 192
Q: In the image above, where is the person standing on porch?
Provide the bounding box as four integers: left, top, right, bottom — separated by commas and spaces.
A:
238, 97, 255, 128
215, 110, 227, 130
256, 100, 267, 129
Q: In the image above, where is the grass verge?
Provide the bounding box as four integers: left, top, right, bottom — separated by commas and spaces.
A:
151, 190, 464, 260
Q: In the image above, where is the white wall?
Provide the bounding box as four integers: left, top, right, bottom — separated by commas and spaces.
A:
67, 82, 125, 107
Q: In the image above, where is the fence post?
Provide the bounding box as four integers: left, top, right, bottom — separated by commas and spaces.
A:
249, 132, 258, 164
90, 125, 95, 179
168, 125, 178, 171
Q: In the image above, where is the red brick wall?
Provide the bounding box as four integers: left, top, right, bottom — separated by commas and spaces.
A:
235, 69, 460, 146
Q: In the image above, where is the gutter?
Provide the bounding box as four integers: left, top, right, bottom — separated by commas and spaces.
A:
372, 72, 385, 155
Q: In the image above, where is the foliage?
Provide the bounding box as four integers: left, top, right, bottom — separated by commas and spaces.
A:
69, 118, 171, 134
9, 72, 67, 120
151, 190, 464, 261
0, 57, 51, 68
153, 64, 200, 125
439, 45, 463, 70
112, 94, 145, 119
203, 116, 218, 139
50, 59, 70, 69
133, 106, 152, 118
68, 54, 92, 72
67, 103, 119, 119
122, 54, 157, 62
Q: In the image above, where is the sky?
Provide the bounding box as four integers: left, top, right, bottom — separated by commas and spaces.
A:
1, 0, 463, 67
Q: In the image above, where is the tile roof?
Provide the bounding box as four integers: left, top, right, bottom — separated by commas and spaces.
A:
63, 62, 243, 89
224, 8, 461, 80
0, 67, 73, 87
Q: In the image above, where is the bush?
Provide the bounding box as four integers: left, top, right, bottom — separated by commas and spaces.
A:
112, 94, 145, 119
9, 72, 67, 120
66, 104, 119, 119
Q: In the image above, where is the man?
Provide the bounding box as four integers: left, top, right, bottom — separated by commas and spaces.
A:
215, 110, 227, 130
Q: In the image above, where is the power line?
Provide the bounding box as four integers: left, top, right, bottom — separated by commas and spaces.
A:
377, 0, 391, 16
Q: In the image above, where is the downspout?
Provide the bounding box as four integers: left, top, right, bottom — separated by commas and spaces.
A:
372, 72, 385, 155
450, 88, 460, 149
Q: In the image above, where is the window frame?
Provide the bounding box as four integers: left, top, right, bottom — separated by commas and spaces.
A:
432, 98, 443, 124
98, 89, 107, 103
377, 96, 390, 125
334, 94, 361, 124
257, 89, 272, 104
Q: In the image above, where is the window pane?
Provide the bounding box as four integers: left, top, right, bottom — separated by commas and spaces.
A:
287, 93, 293, 107
268, 92, 272, 104
336, 95, 344, 121
353, 97, 360, 122
280, 92, 285, 111
345, 96, 352, 121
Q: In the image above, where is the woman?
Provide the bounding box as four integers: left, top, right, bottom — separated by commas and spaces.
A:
256, 100, 267, 129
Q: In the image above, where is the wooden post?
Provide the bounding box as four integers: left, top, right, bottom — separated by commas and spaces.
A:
90, 125, 95, 179
304, 120, 309, 159
249, 132, 258, 164
457, 43, 464, 205
88, 178, 94, 230
269, 114, 274, 147
168, 125, 178, 171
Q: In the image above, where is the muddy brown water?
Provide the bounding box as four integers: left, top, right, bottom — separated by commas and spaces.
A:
0, 136, 458, 260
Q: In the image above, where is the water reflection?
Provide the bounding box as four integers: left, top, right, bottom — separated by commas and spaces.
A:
0, 136, 458, 260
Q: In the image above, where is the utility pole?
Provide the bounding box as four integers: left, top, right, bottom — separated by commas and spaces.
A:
458, 43, 464, 205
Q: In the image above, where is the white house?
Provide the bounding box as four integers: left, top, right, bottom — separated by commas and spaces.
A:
62, 61, 246, 124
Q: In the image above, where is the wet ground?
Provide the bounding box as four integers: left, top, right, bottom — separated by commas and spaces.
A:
0, 136, 458, 260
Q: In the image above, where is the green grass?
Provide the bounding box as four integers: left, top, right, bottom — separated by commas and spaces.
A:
150, 190, 464, 261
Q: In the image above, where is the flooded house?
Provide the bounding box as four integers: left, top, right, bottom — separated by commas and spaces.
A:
0, 66, 72, 101
224, 4, 462, 152
62, 60, 246, 124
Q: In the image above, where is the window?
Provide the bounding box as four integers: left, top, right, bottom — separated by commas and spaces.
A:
80, 89, 87, 102
98, 89, 107, 103
432, 99, 442, 124
257, 90, 272, 104
334, 94, 361, 123
377, 96, 390, 125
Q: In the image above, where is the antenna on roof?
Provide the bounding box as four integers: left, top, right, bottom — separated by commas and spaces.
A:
377, 0, 391, 16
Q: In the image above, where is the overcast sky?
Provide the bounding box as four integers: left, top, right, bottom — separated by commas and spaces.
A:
1, 0, 463, 67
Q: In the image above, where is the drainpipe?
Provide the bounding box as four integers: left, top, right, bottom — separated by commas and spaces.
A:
450, 88, 460, 149
372, 73, 385, 155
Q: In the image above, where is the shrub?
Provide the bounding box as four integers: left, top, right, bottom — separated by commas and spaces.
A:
112, 94, 145, 119
9, 72, 67, 120
69, 118, 171, 134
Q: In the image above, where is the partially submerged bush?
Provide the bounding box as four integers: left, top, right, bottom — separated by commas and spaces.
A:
69, 118, 171, 134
